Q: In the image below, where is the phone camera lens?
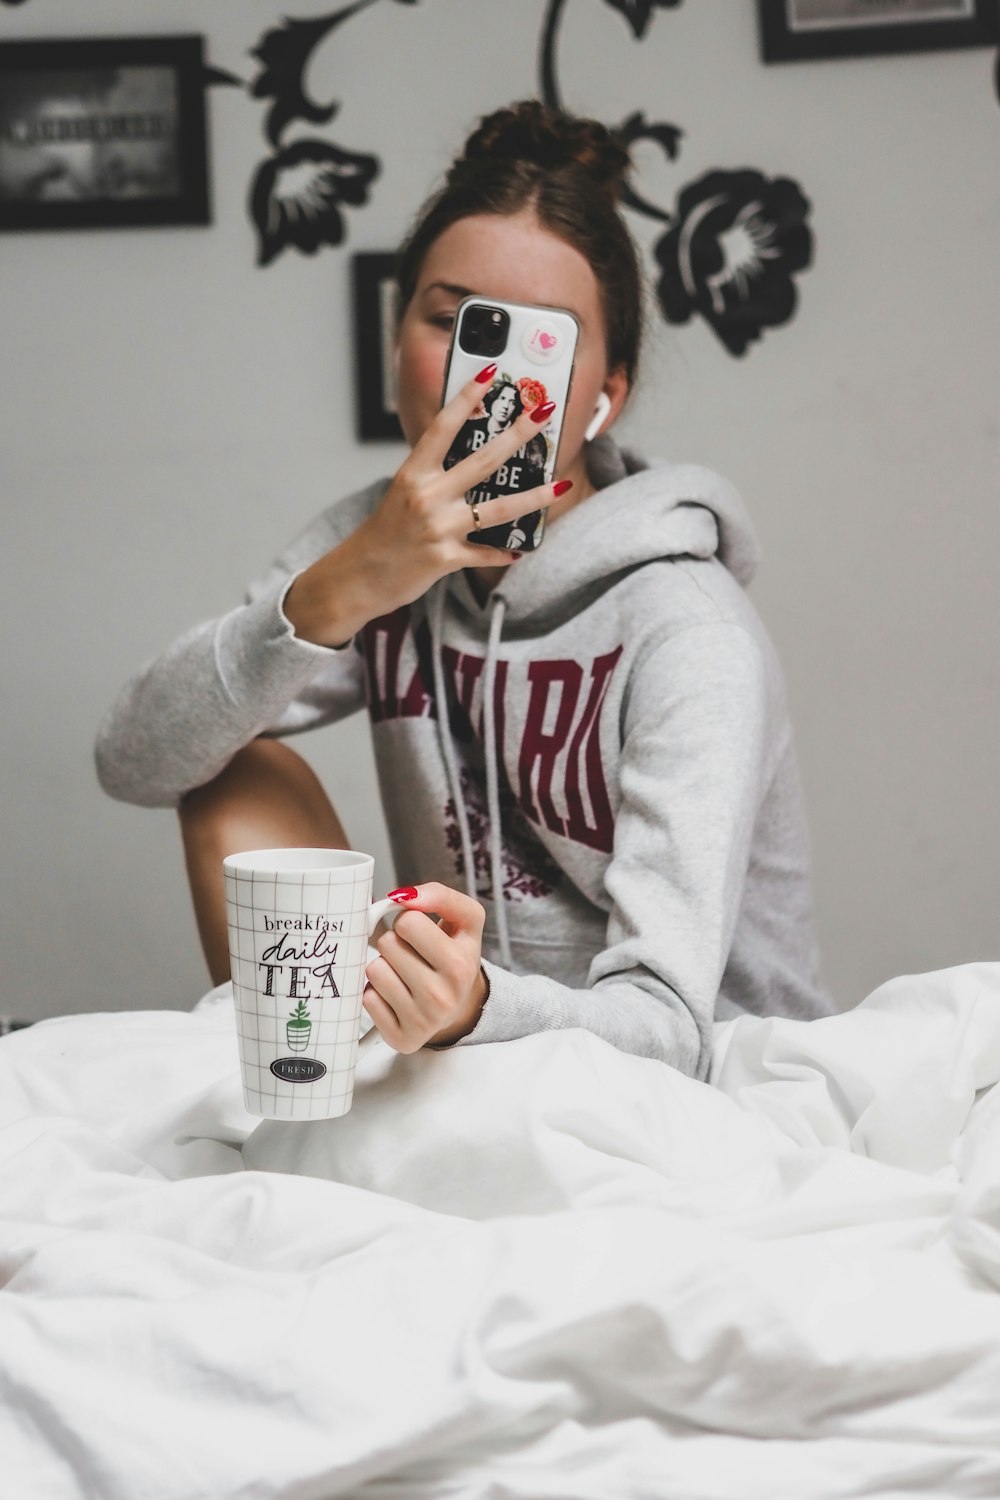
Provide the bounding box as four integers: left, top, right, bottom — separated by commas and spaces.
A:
459, 305, 509, 359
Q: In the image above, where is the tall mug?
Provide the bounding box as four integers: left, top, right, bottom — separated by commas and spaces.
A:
224, 848, 400, 1120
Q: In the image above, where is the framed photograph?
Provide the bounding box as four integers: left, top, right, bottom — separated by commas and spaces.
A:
0, 35, 210, 230
352, 252, 404, 443
758, 0, 1000, 61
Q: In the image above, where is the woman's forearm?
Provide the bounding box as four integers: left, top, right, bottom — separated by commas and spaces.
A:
94, 586, 358, 807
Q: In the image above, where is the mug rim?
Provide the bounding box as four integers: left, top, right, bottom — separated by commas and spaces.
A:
223, 847, 374, 875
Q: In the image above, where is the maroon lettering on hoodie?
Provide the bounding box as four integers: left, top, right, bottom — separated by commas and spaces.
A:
518, 647, 622, 852
360, 607, 435, 722
564, 647, 623, 849
359, 612, 621, 854
518, 660, 583, 836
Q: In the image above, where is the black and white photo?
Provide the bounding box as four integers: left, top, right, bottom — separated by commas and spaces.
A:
0, 35, 209, 229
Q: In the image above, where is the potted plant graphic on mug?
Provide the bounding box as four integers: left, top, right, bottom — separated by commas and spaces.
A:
286, 999, 312, 1052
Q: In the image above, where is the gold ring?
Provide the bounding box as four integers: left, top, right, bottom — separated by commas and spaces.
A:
470, 501, 483, 532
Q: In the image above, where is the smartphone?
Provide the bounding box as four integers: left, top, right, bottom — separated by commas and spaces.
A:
440, 295, 579, 552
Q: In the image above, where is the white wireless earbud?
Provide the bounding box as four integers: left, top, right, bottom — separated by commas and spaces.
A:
584, 391, 612, 443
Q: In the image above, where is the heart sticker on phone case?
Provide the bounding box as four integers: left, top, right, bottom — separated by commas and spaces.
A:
521, 319, 562, 365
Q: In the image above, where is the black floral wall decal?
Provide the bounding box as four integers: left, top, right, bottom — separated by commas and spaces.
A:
614, 110, 682, 223
251, 138, 379, 267
250, 5, 371, 148
202, 65, 245, 91
654, 171, 812, 355
243, 0, 386, 267
540, 0, 813, 357
601, 0, 683, 42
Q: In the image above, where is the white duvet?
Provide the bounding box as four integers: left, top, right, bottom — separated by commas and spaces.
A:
2, 964, 1000, 1500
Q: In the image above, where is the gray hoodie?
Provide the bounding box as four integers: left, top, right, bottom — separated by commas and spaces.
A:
96, 439, 831, 1079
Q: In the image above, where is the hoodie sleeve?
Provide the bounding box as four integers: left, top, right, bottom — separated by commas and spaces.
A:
93, 487, 387, 808
458, 622, 772, 1081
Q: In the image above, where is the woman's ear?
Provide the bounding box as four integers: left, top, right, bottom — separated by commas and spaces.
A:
587, 366, 629, 442
584, 393, 612, 443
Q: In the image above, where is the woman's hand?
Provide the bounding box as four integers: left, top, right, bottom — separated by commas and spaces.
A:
284, 368, 567, 647
363, 882, 489, 1052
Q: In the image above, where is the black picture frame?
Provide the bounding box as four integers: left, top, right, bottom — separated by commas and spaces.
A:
352, 252, 404, 443
0, 34, 210, 230
758, 0, 1000, 61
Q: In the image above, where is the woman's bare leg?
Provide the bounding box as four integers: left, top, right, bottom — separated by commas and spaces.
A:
179, 739, 349, 985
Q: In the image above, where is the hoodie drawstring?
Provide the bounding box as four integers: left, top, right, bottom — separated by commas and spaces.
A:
482, 595, 512, 968
429, 583, 476, 900
428, 581, 513, 970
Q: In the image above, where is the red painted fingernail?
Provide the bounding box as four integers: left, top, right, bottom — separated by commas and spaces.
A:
531, 401, 556, 424
553, 479, 573, 497
510, 551, 524, 559
387, 886, 418, 903
475, 363, 498, 384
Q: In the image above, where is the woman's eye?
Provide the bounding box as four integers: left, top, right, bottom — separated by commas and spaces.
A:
431, 314, 455, 330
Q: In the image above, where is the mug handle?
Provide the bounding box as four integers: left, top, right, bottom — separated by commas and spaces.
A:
358, 898, 403, 1047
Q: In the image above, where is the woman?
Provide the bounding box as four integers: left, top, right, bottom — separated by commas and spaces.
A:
95, 100, 831, 1075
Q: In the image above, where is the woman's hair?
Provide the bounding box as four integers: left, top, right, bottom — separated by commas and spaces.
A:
396, 100, 644, 386
482, 381, 523, 421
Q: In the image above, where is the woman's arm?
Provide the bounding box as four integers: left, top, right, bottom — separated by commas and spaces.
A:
93, 583, 368, 810
96, 375, 569, 809
94, 481, 391, 809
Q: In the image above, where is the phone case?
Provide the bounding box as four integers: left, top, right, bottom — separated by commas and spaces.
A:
440, 296, 579, 552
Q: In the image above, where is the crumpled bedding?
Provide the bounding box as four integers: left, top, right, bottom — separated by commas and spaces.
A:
1, 963, 999, 1499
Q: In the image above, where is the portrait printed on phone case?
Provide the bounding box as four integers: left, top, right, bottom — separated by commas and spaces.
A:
444, 373, 551, 551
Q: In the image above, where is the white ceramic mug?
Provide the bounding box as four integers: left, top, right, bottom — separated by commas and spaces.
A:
223, 848, 400, 1120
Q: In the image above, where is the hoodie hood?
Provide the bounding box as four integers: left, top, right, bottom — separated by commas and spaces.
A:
445, 437, 761, 629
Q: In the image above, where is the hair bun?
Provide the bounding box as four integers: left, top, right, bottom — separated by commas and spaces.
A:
459, 100, 632, 203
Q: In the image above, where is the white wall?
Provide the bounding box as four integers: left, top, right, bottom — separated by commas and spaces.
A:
3, 0, 998, 1020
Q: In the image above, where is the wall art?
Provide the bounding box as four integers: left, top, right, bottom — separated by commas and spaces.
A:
218, 0, 813, 368
352, 252, 404, 442
237, 4, 382, 268
540, 0, 815, 357
0, 34, 210, 231
758, 0, 1000, 62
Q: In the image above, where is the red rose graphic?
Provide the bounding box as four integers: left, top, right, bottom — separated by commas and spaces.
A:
516, 377, 548, 412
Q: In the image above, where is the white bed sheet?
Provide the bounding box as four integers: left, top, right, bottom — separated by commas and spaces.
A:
1, 963, 999, 1499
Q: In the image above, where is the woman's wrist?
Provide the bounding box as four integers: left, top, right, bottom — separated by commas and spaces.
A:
283, 533, 385, 648
427, 967, 489, 1048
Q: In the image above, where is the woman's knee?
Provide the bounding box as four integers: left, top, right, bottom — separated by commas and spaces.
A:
179, 739, 347, 855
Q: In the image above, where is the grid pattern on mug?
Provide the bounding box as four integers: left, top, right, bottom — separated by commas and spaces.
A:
226, 863, 372, 1120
